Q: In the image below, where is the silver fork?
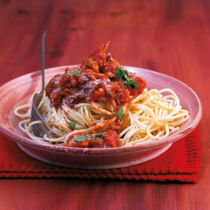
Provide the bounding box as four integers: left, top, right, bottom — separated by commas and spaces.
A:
30, 32, 53, 138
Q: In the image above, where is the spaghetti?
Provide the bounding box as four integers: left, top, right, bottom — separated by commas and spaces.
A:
14, 43, 189, 148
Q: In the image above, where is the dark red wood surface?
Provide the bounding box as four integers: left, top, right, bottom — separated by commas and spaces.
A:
0, 0, 209, 209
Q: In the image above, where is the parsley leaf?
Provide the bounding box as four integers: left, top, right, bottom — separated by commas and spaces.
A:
124, 80, 138, 89
68, 121, 77, 130
74, 135, 88, 142
115, 68, 138, 90
92, 133, 104, 138
115, 68, 129, 80
117, 106, 124, 120
74, 133, 103, 142
66, 70, 80, 78
77, 120, 89, 128
84, 122, 89, 128
71, 70, 80, 75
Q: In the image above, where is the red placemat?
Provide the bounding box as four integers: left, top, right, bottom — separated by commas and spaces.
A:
0, 128, 200, 182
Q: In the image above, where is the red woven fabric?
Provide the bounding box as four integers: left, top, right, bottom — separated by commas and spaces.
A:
0, 128, 200, 182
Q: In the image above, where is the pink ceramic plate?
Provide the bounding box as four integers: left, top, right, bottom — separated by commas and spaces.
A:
0, 66, 202, 169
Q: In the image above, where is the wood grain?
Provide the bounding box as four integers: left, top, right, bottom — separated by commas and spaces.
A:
0, 0, 210, 209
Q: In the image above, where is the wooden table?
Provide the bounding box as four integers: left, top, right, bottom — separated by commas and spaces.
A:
0, 0, 209, 209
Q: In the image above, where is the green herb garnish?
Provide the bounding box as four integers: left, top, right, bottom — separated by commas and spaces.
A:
71, 70, 80, 75
68, 121, 77, 130
74, 133, 104, 142
92, 133, 104, 138
124, 79, 138, 89
117, 106, 124, 120
84, 122, 89, 128
74, 135, 88, 142
77, 120, 89, 128
66, 70, 80, 78
116, 68, 129, 80
115, 68, 138, 89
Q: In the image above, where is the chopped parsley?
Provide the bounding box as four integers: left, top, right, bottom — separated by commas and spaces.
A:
68, 120, 89, 130
115, 68, 138, 89
66, 70, 80, 78
123, 79, 138, 89
74, 135, 88, 142
77, 120, 89, 128
116, 68, 129, 80
74, 133, 104, 142
68, 121, 77, 130
92, 133, 104, 138
71, 70, 80, 75
117, 106, 124, 120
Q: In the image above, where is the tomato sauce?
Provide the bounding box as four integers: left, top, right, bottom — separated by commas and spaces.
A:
45, 42, 146, 148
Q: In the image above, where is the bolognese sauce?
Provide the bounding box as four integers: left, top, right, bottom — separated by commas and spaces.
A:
45, 42, 146, 148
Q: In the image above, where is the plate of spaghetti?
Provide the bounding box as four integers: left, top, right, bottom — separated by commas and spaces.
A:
0, 42, 202, 169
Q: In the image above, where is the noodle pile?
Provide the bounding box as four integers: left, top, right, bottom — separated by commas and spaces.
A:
14, 88, 189, 147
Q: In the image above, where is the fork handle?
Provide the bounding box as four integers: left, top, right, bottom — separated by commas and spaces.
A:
41, 31, 46, 93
